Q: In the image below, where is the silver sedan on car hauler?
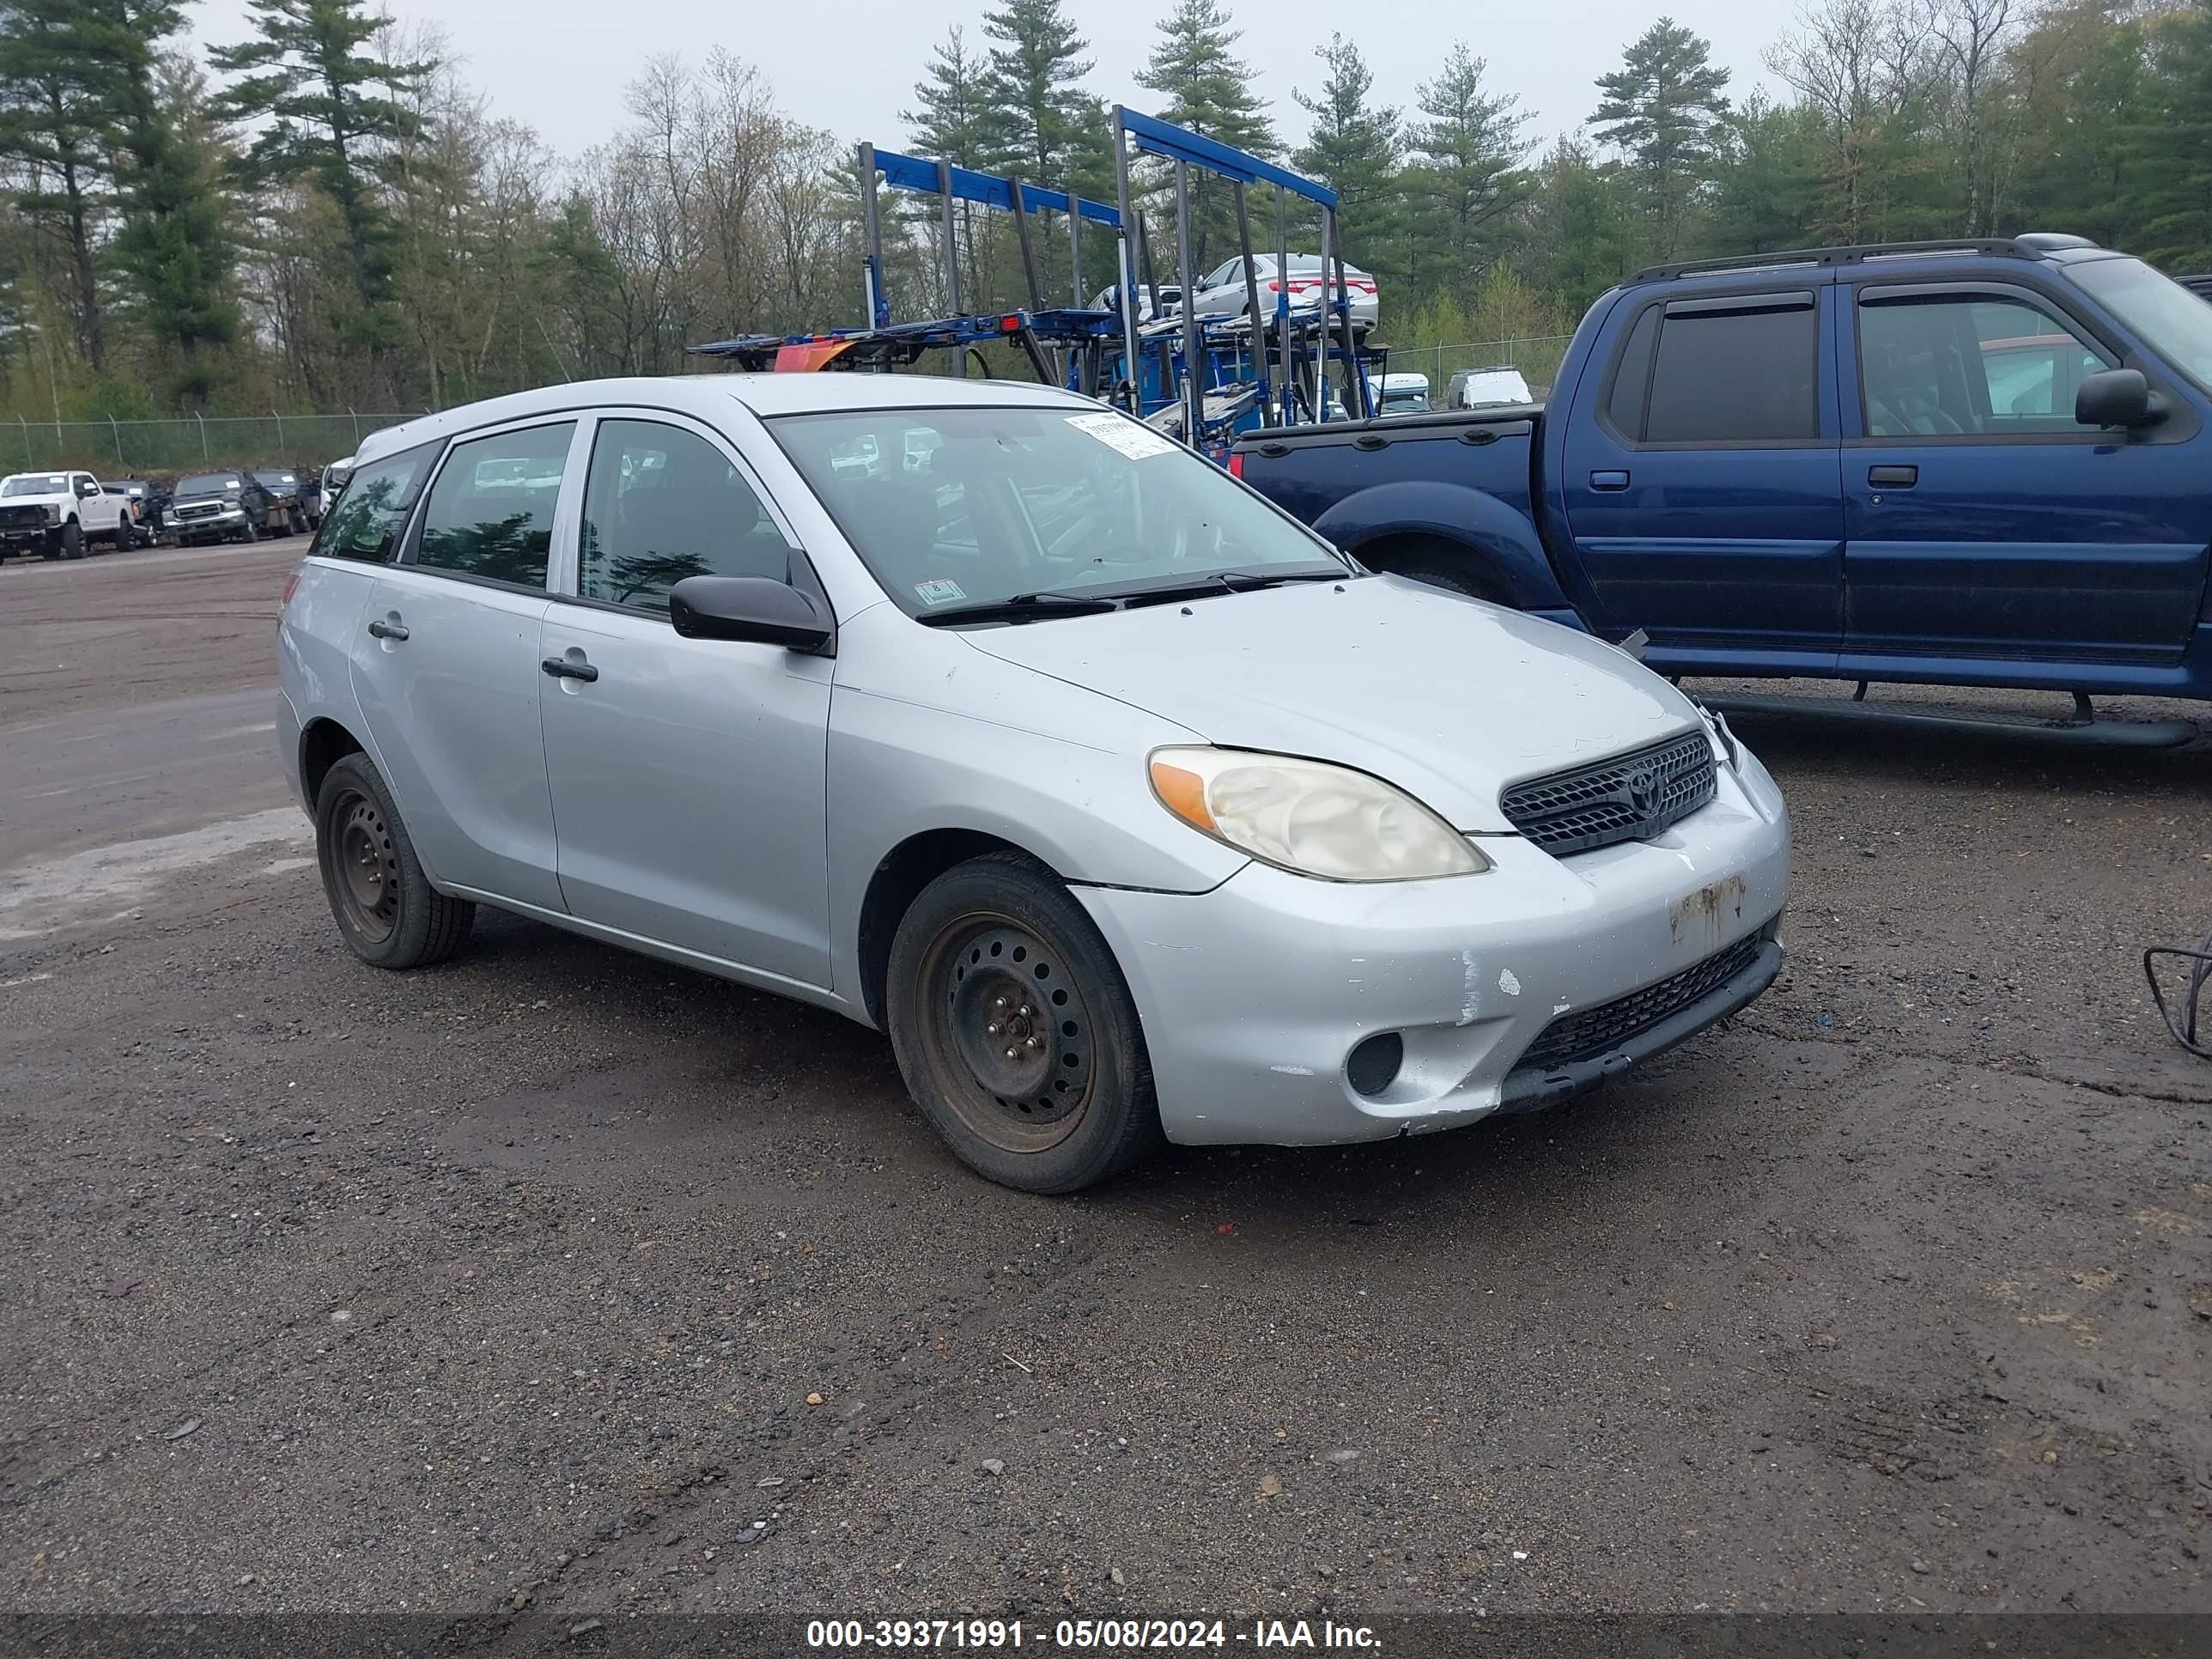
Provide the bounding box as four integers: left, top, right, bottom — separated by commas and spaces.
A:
277, 375, 1791, 1193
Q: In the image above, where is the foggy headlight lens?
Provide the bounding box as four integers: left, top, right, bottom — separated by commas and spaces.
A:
1149, 747, 1487, 882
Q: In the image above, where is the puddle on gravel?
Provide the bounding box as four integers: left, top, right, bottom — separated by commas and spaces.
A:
0, 806, 310, 939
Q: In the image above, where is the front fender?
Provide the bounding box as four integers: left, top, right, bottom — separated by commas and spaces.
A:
1316, 478, 1569, 611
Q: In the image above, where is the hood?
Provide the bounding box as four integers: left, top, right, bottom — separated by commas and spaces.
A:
956, 575, 1705, 831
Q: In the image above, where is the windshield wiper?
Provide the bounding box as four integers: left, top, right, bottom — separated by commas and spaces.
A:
913, 591, 1122, 627
1116, 566, 1348, 608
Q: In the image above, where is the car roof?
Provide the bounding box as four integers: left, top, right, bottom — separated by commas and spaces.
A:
351, 374, 1097, 468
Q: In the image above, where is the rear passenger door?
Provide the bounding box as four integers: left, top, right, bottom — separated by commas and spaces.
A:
1560, 287, 1844, 666
350, 419, 579, 913
538, 411, 833, 988
1843, 280, 2208, 663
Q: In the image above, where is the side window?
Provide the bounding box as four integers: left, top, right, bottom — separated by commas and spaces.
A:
578, 419, 792, 614
312, 441, 438, 562
1859, 294, 2113, 437
414, 422, 575, 588
1603, 303, 1661, 438
1642, 301, 1820, 443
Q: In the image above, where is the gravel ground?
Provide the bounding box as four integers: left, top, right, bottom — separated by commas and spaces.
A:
2, 538, 2207, 1621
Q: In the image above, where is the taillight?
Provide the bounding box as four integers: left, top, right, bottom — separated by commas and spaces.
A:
280, 566, 302, 607
1227, 452, 1246, 479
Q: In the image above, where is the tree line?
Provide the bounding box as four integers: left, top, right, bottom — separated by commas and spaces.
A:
3, 0, 2209, 429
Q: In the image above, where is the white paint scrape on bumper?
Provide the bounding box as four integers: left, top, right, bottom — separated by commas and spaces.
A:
1077, 754, 1791, 1147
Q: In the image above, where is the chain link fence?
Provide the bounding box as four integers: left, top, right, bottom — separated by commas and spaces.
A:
1379, 336, 1576, 404
3, 411, 430, 477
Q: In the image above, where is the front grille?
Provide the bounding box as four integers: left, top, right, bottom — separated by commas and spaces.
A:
0, 506, 43, 530
174, 503, 220, 520
1511, 933, 1764, 1075
1500, 731, 1716, 856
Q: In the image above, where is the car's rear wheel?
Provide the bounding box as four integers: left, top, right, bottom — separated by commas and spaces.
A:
886, 853, 1161, 1194
313, 753, 475, 969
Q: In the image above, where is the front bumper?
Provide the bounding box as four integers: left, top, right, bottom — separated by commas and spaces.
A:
1076, 750, 1791, 1146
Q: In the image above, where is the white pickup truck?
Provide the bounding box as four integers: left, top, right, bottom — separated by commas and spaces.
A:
0, 468, 139, 561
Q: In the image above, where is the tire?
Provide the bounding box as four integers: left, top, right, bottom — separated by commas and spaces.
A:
313, 752, 476, 970
286, 507, 307, 537
885, 852, 1162, 1194
239, 516, 258, 544
113, 515, 136, 552
59, 519, 83, 560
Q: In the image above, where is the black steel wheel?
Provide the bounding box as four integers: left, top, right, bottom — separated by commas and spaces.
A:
313, 752, 475, 969
887, 853, 1160, 1193
113, 514, 136, 552
60, 519, 83, 560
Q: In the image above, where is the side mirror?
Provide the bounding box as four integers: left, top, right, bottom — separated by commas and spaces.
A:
76, 480, 99, 497
669, 574, 834, 653
2075, 368, 2162, 430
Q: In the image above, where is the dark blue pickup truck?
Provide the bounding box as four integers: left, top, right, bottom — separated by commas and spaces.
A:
1232, 235, 2212, 706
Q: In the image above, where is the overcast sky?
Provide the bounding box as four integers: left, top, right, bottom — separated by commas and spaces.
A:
181, 0, 1783, 164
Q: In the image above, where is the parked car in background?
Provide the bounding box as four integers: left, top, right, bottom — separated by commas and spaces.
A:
1231, 234, 2212, 707
1188, 254, 1378, 327
1449, 366, 1535, 409
1377, 373, 1431, 416
321, 453, 358, 503
167, 471, 272, 545
1091, 283, 1184, 321
253, 468, 313, 534
2181, 274, 2212, 302
0, 469, 137, 560
102, 477, 170, 541
278, 374, 1789, 1194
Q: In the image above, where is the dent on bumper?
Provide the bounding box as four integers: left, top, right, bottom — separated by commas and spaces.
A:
1076, 763, 1791, 1148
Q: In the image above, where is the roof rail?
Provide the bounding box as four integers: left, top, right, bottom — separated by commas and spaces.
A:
1628, 237, 2075, 286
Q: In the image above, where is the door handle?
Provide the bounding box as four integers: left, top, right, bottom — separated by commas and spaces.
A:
1589, 470, 1630, 491
541, 656, 599, 684
1868, 465, 1918, 489
366, 617, 408, 641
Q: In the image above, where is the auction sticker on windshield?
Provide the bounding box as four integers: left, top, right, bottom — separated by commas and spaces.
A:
915, 578, 966, 605
1066, 410, 1176, 459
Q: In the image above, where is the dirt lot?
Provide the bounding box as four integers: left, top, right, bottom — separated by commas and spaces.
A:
2, 538, 2208, 1621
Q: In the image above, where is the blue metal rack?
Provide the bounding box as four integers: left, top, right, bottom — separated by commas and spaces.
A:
687, 114, 1382, 457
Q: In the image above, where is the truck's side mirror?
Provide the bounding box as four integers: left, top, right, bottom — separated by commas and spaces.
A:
76, 479, 98, 497
2075, 368, 2163, 430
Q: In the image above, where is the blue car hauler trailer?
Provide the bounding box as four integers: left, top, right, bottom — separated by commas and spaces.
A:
690, 116, 1382, 454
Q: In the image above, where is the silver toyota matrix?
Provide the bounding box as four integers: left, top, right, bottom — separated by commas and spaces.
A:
278, 374, 1791, 1192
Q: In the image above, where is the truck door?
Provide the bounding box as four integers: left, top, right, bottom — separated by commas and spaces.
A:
1842, 278, 2209, 665
1559, 287, 1844, 670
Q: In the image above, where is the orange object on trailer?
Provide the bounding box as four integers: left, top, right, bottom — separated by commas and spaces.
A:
774, 338, 858, 372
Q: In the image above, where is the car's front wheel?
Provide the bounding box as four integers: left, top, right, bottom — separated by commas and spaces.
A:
313, 753, 475, 969
886, 853, 1162, 1194
113, 515, 136, 552
58, 520, 83, 560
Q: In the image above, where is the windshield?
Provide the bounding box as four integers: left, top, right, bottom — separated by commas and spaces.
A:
3, 475, 67, 496
177, 474, 240, 495
2066, 256, 2212, 396
769, 404, 1348, 616
256, 471, 296, 486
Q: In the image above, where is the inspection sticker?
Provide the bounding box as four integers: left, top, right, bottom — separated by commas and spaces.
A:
914, 578, 966, 605
1065, 410, 1177, 459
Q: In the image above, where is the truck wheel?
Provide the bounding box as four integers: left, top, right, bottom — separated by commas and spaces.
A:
313, 753, 476, 969
113, 515, 136, 552
239, 517, 258, 544
286, 507, 307, 537
59, 520, 83, 560
1391, 559, 1507, 603
886, 852, 1163, 1194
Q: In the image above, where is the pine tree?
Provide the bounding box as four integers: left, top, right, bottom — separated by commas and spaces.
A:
211, 0, 433, 348
1589, 18, 1731, 261
85, 2, 241, 403
0, 0, 114, 369
1404, 42, 1533, 301
905, 27, 995, 167
2120, 0, 2212, 267
904, 27, 1000, 309
977, 0, 1103, 185
1135, 0, 1275, 274
1291, 33, 1401, 276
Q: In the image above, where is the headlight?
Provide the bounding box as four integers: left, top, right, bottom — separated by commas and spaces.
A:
44, 503, 60, 522
1149, 747, 1488, 881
